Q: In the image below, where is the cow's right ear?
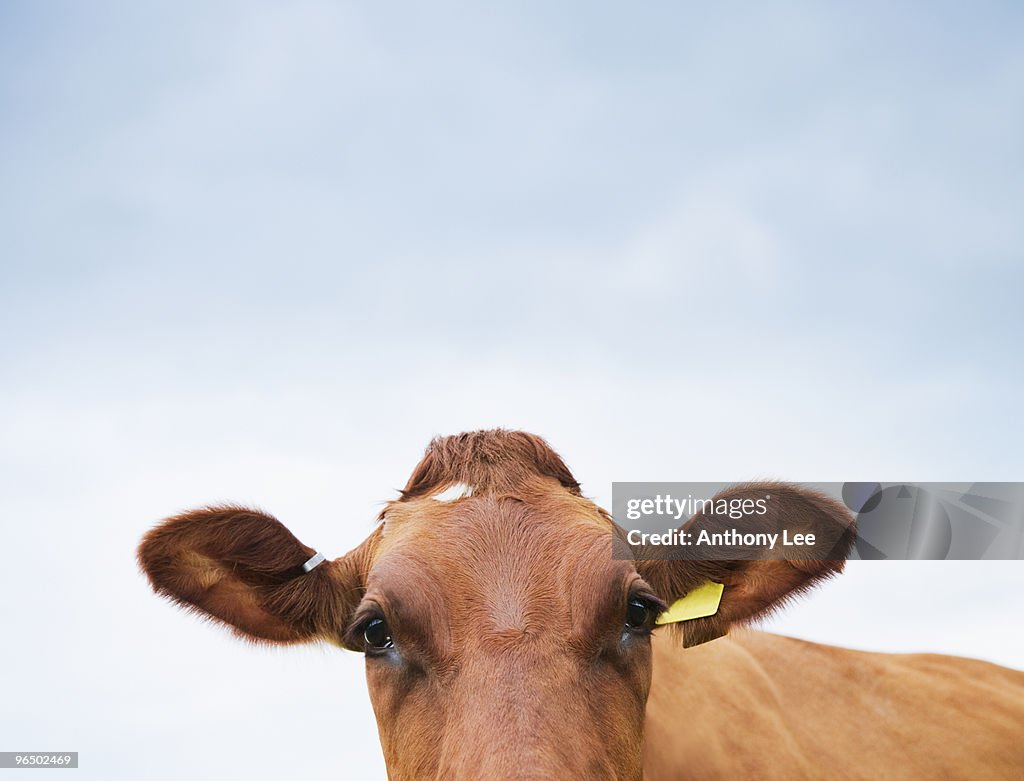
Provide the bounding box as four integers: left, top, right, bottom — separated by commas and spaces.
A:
634, 483, 855, 647
137, 506, 372, 647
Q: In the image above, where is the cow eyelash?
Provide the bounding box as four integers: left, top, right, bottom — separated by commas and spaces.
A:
624, 593, 665, 635
346, 607, 394, 653
361, 617, 394, 653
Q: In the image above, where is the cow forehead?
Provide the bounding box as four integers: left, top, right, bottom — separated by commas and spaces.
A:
377, 482, 613, 563
368, 489, 635, 641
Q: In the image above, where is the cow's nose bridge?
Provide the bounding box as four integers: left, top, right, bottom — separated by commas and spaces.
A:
433, 655, 613, 780
432, 732, 619, 781
432, 760, 620, 781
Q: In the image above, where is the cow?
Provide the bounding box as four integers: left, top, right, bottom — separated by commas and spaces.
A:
138, 429, 1024, 779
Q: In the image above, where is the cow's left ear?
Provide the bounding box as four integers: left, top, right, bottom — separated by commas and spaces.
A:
635, 483, 856, 647
138, 505, 373, 646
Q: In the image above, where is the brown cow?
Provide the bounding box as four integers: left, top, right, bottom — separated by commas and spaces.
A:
138, 430, 1024, 779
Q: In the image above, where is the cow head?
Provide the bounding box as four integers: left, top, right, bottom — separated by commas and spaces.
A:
138, 430, 854, 780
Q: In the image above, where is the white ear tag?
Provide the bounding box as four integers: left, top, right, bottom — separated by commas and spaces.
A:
302, 552, 326, 572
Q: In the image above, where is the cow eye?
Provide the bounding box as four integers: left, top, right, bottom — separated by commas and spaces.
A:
363, 618, 393, 651
625, 598, 655, 631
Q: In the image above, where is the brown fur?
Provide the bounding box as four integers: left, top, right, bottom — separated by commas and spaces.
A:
138, 505, 374, 643
138, 430, 1024, 779
397, 428, 582, 502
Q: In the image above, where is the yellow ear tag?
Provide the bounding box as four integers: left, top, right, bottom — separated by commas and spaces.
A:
655, 581, 725, 625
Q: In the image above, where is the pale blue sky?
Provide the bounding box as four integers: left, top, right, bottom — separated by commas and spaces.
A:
2, 2, 1022, 778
